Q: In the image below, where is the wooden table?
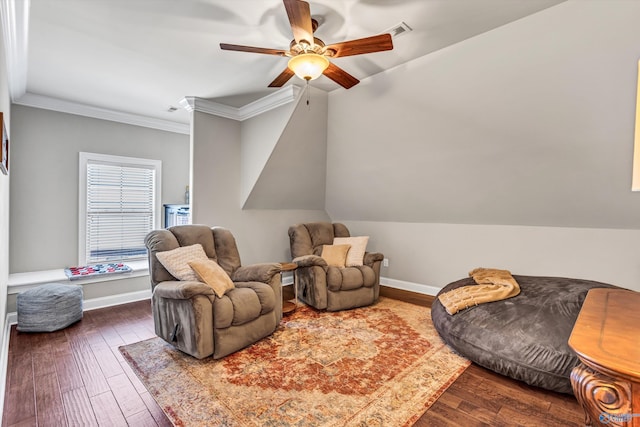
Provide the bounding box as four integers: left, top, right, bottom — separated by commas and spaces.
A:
568, 288, 640, 427
280, 262, 297, 315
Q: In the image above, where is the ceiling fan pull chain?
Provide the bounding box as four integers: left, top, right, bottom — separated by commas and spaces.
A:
306, 80, 311, 108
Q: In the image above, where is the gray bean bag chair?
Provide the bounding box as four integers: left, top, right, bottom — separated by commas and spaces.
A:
431, 275, 617, 394
17, 283, 83, 332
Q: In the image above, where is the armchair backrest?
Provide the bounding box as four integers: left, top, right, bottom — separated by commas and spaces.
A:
288, 222, 350, 259
145, 225, 242, 289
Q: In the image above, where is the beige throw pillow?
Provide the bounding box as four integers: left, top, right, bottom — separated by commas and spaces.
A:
333, 236, 369, 267
189, 259, 235, 298
155, 243, 209, 281
321, 244, 351, 268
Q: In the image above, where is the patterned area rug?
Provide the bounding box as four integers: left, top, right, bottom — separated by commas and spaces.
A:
120, 297, 470, 426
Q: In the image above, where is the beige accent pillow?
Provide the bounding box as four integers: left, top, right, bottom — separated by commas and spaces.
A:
189, 259, 235, 298
333, 236, 369, 267
155, 243, 209, 281
321, 244, 351, 268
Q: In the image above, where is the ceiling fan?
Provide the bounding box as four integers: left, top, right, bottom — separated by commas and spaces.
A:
220, 0, 394, 89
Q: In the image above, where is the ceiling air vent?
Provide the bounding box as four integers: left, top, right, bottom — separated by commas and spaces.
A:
386, 22, 412, 39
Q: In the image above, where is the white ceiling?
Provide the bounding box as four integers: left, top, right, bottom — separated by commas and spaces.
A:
7, 0, 565, 129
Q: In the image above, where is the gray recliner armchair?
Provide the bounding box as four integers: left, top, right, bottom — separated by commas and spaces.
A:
288, 222, 384, 311
145, 225, 282, 359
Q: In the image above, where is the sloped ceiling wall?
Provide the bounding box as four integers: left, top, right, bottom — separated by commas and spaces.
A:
243, 87, 327, 209
240, 96, 298, 206
190, 110, 329, 265
326, 0, 640, 229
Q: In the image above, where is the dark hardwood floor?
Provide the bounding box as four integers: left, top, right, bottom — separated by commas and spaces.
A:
2, 286, 585, 426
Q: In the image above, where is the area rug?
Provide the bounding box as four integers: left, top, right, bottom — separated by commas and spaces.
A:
120, 297, 470, 426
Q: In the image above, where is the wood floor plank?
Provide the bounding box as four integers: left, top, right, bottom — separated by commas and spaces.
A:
457, 400, 501, 425
416, 397, 490, 427
120, 359, 148, 394
110, 344, 126, 363
61, 387, 98, 427
34, 372, 67, 426
89, 391, 128, 427
432, 389, 463, 410
54, 350, 85, 393
97, 325, 125, 346
496, 404, 581, 427
4, 353, 35, 426
90, 341, 124, 378
46, 329, 70, 353
115, 329, 142, 345
442, 380, 502, 414
106, 373, 148, 418
473, 374, 552, 414
126, 409, 160, 427
69, 335, 111, 397
6, 416, 37, 427
32, 350, 57, 378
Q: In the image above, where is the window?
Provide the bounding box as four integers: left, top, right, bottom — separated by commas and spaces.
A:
79, 152, 161, 265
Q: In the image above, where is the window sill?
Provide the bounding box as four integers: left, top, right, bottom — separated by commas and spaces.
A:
7, 260, 149, 295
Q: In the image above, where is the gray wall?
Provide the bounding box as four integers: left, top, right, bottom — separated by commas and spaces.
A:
327, 1, 640, 291
243, 87, 328, 210
0, 17, 11, 351
240, 95, 297, 206
9, 106, 190, 279
190, 93, 330, 265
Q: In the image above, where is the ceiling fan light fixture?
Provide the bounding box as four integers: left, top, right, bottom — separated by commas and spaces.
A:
288, 53, 329, 81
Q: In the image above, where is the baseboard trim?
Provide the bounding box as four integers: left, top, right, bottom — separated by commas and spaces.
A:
0, 314, 12, 420
380, 276, 441, 296
82, 289, 152, 312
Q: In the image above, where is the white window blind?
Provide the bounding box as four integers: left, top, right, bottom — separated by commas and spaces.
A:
79, 153, 161, 265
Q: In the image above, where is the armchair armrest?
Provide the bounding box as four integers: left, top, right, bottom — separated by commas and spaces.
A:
154, 281, 214, 300
293, 254, 328, 269
232, 263, 282, 283
364, 252, 384, 265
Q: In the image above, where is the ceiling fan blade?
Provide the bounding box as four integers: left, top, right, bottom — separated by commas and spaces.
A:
283, 0, 314, 44
220, 43, 287, 56
323, 62, 359, 89
325, 33, 393, 58
268, 68, 295, 87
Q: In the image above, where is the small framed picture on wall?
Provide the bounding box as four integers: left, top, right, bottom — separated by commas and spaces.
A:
0, 112, 8, 175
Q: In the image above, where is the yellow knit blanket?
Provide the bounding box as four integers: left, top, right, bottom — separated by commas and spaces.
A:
438, 268, 521, 315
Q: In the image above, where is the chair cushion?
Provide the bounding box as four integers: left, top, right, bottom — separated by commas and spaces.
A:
326, 265, 376, 291
155, 243, 208, 281
189, 259, 235, 298
212, 282, 275, 329
235, 282, 276, 315
305, 222, 336, 255
333, 236, 369, 266
169, 225, 217, 259
321, 244, 351, 267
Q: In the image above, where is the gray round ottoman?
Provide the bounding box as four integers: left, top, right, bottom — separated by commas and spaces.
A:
17, 283, 83, 332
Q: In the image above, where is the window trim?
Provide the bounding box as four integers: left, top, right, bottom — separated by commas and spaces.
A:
78, 152, 162, 266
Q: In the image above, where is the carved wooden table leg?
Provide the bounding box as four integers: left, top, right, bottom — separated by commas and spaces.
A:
568, 289, 640, 427
571, 364, 632, 427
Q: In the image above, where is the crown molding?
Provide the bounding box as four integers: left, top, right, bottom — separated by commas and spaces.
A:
0, 0, 29, 101
15, 92, 190, 134
180, 85, 303, 121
